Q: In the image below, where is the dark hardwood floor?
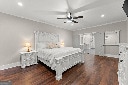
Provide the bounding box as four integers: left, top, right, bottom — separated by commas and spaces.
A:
0, 54, 119, 85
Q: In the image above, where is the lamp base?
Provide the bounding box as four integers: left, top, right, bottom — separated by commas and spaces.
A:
27, 50, 30, 52
27, 48, 30, 52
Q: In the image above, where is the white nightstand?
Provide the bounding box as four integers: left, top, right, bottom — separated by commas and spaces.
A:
20, 51, 38, 68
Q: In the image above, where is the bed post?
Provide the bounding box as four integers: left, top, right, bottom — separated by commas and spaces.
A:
34, 31, 39, 51
34, 31, 36, 51
55, 59, 62, 81
81, 52, 85, 63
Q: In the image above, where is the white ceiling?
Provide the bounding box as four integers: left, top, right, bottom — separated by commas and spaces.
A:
0, 0, 127, 31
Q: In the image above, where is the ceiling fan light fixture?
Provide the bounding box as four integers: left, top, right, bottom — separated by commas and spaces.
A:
66, 19, 72, 23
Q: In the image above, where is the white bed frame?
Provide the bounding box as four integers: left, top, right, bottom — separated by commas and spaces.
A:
34, 31, 84, 80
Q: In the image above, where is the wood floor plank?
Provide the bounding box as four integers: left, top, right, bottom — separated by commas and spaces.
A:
0, 54, 119, 85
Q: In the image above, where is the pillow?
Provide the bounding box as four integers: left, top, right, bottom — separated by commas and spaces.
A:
55, 42, 61, 48
47, 43, 54, 49
52, 43, 56, 48
47, 42, 61, 49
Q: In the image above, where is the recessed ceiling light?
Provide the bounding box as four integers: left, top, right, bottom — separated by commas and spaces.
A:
18, 2, 23, 7
101, 14, 105, 18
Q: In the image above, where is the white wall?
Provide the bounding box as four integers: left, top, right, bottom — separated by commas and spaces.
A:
73, 20, 127, 55
0, 12, 73, 66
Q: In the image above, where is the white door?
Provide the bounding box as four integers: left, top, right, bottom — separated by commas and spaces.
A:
94, 32, 104, 56
83, 33, 91, 49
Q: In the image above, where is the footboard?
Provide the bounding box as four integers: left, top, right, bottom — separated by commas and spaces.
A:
55, 52, 84, 80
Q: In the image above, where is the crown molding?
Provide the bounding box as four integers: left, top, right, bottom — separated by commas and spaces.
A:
0, 11, 72, 31
73, 19, 127, 31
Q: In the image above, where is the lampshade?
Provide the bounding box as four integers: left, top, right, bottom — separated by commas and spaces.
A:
25, 42, 31, 47
61, 42, 64, 45
61, 42, 64, 47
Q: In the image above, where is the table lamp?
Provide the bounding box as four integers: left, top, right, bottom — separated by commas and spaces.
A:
25, 42, 31, 52
61, 41, 64, 47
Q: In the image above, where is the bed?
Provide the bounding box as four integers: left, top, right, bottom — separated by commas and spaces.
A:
34, 31, 84, 80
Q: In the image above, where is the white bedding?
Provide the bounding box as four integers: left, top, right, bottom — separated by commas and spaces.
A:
38, 47, 81, 65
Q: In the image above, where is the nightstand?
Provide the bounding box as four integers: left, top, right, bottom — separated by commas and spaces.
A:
20, 51, 38, 68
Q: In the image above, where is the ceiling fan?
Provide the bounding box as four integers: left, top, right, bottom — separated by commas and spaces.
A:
123, 0, 128, 17
36, 0, 122, 23
57, 12, 83, 23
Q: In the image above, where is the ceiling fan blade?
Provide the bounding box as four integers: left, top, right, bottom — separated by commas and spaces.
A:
36, 10, 66, 15
73, 16, 83, 19
66, 0, 73, 12
123, 0, 128, 17
78, 16, 83, 18
72, 20, 78, 23
72, 0, 120, 14
57, 18, 67, 19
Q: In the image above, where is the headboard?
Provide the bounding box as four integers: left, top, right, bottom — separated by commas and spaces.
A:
34, 31, 59, 50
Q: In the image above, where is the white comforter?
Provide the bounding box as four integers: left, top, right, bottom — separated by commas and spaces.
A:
38, 47, 81, 64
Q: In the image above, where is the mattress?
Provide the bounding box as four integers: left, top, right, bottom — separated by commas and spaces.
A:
38, 47, 81, 65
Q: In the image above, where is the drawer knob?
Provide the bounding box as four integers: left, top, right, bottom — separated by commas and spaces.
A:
120, 60, 123, 62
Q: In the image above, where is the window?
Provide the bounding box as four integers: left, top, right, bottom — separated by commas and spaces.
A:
105, 30, 120, 45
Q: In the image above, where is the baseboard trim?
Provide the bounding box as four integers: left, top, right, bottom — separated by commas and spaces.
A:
104, 54, 119, 58
0, 62, 21, 70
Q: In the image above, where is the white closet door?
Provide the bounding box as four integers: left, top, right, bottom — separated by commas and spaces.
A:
95, 32, 104, 56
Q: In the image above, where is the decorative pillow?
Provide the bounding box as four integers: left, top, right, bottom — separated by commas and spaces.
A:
55, 42, 61, 48
47, 43, 54, 49
52, 43, 56, 48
